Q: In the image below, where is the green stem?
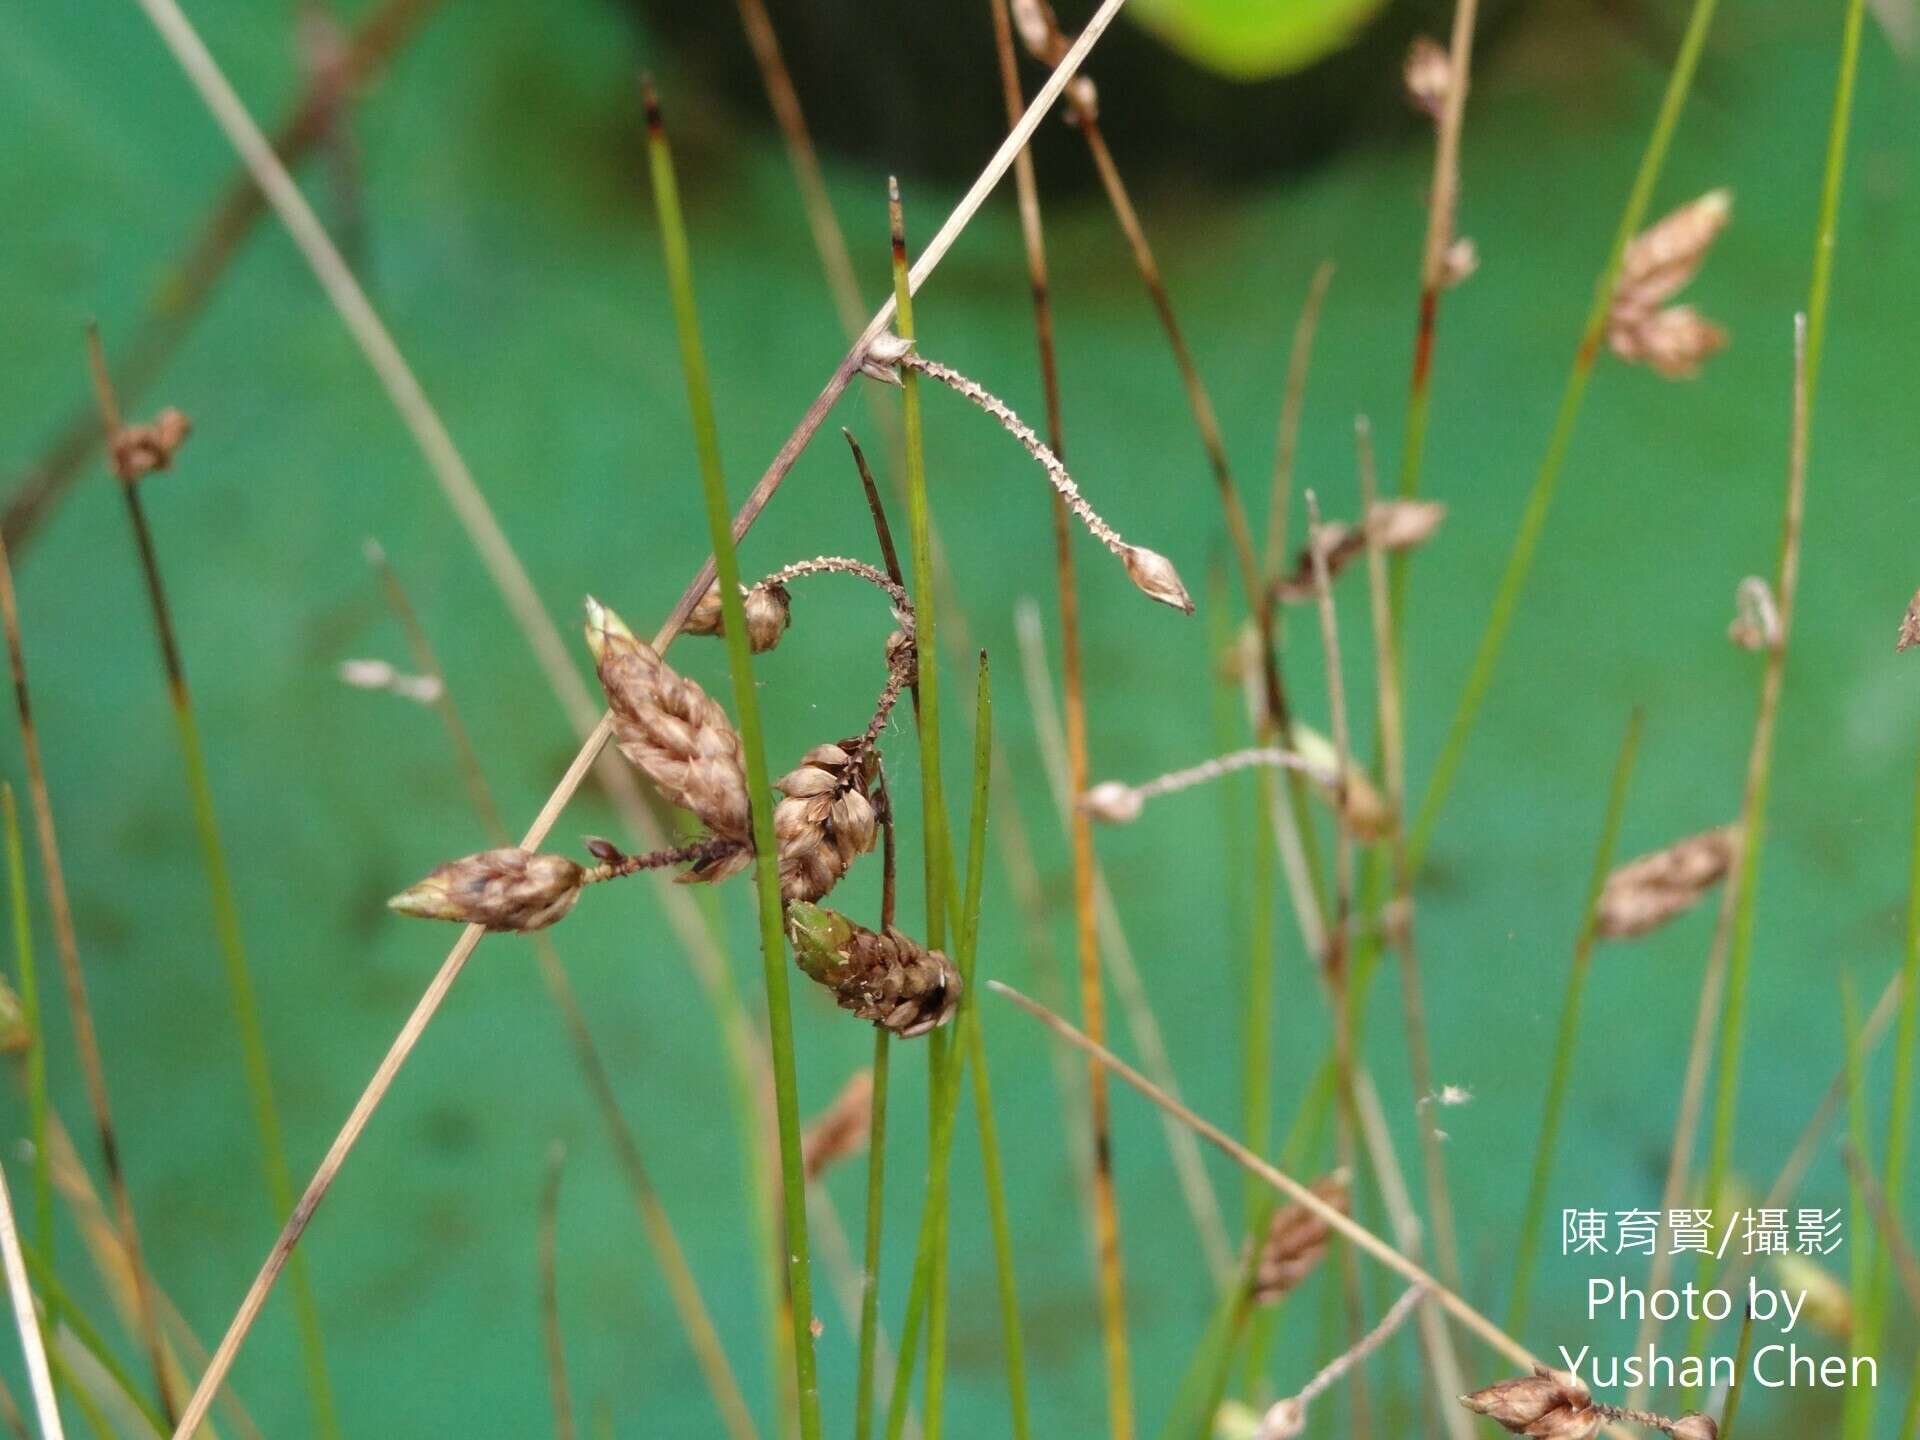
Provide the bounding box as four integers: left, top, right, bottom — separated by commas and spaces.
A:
1508, 708, 1642, 1336
102, 399, 336, 1436
1718, 1305, 1755, 1440
645, 82, 820, 1440
0, 789, 51, 1290
854, 1027, 890, 1440
1842, 976, 1874, 1440
1406, 0, 1722, 867
21, 1243, 166, 1436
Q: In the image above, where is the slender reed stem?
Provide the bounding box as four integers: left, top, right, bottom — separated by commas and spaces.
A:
1406, 0, 1722, 865
538, 1143, 575, 1440
853, 797, 895, 1440
1843, 1145, 1920, 1318
1842, 981, 1875, 1440
150, 5, 1136, 1424
1507, 709, 1642, 1336
1719, 1306, 1755, 1440
0, 789, 51, 1285
365, 546, 759, 1440
1885, 732, 1920, 1363
1263, 263, 1335, 578
646, 82, 820, 1439
86, 330, 339, 1440
0, 1159, 60, 1440
18, 1247, 165, 1437
0, 525, 173, 1424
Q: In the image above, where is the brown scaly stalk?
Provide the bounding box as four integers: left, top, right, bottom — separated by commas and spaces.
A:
983, 11, 1132, 1427
144, 1, 1136, 1426
1356, 417, 1461, 1291
3, 0, 443, 553
1304, 490, 1372, 1439
0, 528, 175, 1423
362, 543, 758, 1440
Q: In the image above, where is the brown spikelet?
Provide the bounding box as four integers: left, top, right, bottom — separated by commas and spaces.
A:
1461, 1367, 1599, 1439
801, 1069, 873, 1182
108, 407, 193, 483
1608, 189, 1732, 379
1404, 35, 1451, 118
1668, 1417, 1718, 1440
787, 902, 960, 1039
1251, 1172, 1348, 1304
388, 847, 585, 932
1898, 588, 1920, 653
684, 580, 792, 654
1273, 500, 1446, 603
584, 598, 752, 852
774, 742, 878, 903
1594, 825, 1738, 940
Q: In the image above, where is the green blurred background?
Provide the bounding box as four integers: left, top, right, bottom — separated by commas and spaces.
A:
4, 0, 1919, 1432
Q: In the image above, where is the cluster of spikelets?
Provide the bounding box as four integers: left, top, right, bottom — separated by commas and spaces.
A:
388, 334, 1198, 1039
387, 582, 953, 1036
1463, 1366, 1717, 1440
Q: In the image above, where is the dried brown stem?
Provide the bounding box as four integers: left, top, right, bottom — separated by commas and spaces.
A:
1841, 1143, 1920, 1318
1264, 262, 1336, 578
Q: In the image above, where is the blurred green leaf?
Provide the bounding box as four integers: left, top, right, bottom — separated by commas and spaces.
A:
1128, 0, 1388, 78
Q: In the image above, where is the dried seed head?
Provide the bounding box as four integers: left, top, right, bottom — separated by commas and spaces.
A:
1274, 501, 1446, 602
1290, 724, 1393, 841
787, 902, 961, 1039
685, 581, 791, 654
1594, 825, 1738, 940
802, 1069, 874, 1182
1609, 190, 1732, 379
585, 598, 752, 848
859, 330, 915, 386
884, 629, 917, 686
1461, 1367, 1598, 1439
1251, 1172, 1348, 1304
1667, 1415, 1718, 1440
389, 847, 586, 932
1404, 36, 1451, 118
1080, 780, 1144, 826
1440, 235, 1479, 289
1011, 0, 1069, 62
1122, 544, 1195, 614
109, 407, 193, 483
1772, 1253, 1852, 1338
1610, 304, 1729, 379
775, 742, 879, 903
1900, 588, 1920, 653
1728, 577, 1782, 653
1255, 1398, 1306, 1440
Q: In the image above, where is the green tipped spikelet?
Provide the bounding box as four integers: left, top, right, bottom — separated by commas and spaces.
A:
388, 847, 585, 933
787, 901, 960, 1039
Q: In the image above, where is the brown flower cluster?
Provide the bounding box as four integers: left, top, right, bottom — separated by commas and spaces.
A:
1251, 1172, 1349, 1305
108, 407, 193, 483
1271, 499, 1446, 604
1608, 190, 1731, 379
787, 902, 961, 1039
389, 847, 586, 933
684, 579, 792, 654
775, 742, 879, 903
1594, 825, 1738, 940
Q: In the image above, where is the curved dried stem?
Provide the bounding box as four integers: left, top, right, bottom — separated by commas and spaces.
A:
754, 556, 914, 632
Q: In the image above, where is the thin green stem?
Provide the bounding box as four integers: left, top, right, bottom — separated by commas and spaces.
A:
1, 789, 51, 1287
1507, 709, 1642, 1336
854, 1026, 890, 1440
1884, 735, 1920, 1423
1719, 1306, 1755, 1440
1406, 0, 1721, 867
1804, 0, 1868, 402
21, 1245, 165, 1436
1842, 976, 1874, 1440
644, 81, 820, 1440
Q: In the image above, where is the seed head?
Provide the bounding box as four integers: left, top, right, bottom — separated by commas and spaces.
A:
1440, 235, 1479, 289
885, 628, 917, 686
0, 978, 26, 1056
585, 598, 752, 850
1255, 1398, 1306, 1440
1901, 588, 1920, 653
1122, 544, 1195, 614
1728, 577, 1782, 653
775, 742, 879, 903
1251, 1172, 1348, 1304
787, 902, 961, 1039
389, 847, 586, 932
1609, 189, 1732, 379
1461, 1367, 1598, 1439
1080, 781, 1144, 825
1274, 500, 1446, 602
685, 580, 791, 654
1291, 724, 1393, 841
802, 1069, 874, 1182
109, 407, 193, 483
1667, 1416, 1718, 1440
1404, 36, 1451, 118
1594, 825, 1738, 940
